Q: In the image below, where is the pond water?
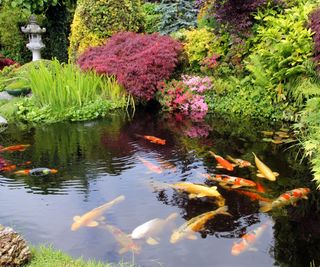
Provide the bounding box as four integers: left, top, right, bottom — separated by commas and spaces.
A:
0, 109, 319, 267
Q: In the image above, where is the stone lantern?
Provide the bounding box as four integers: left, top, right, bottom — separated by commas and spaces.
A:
21, 14, 46, 61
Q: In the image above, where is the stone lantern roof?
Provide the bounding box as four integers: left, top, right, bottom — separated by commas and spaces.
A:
21, 14, 46, 34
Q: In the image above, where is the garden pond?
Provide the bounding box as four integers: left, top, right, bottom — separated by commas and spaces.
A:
0, 109, 320, 267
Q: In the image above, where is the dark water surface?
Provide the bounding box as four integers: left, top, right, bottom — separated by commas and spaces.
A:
0, 110, 319, 267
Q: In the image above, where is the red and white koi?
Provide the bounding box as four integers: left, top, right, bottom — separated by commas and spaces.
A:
203, 173, 256, 189
137, 156, 163, 174
259, 188, 310, 212
231, 223, 269, 256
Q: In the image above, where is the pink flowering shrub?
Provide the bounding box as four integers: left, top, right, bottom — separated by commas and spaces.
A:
181, 75, 212, 93
0, 54, 18, 71
157, 77, 209, 121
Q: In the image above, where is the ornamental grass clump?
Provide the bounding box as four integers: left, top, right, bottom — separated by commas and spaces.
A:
77, 32, 183, 102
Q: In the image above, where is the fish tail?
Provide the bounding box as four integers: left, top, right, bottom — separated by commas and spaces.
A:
252, 152, 257, 158
259, 201, 272, 212
166, 212, 179, 222
209, 151, 217, 157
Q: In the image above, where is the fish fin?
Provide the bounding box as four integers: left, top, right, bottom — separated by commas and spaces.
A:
187, 234, 197, 240
231, 185, 242, 189
166, 212, 179, 222
73, 216, 81, 222
220, 211, 232, 217
196, 193, 207, 198
118, 247, 129, 255
248, 247, 258, 252
256, 173, 266, 178
146, 237, 159, 245
216, 164, 224, 169
302, 196, 309, 200
189, 194, 198, 199
259, 201, 272, 213
98, 216, 105, 221
86, 221, 99, 227
210, 186, 218, 190
273, 172, 279, 177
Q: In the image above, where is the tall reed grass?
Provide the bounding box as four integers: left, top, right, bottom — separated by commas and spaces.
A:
27, 59, 133, 112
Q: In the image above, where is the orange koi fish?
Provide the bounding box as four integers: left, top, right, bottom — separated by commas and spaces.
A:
136, 134, 166, 145
231, 223, 269, 256
104, 224, 141, 254
0, 144, 31, 153
0, 164, 16, 172
203, 173, 256, 189
252, 152, 278, 181
137, 156, 163, 174
209, 151, 234, 171
259, 188, 310, 213
226, 155, 252, 168
256, 182, 266, 193
14, 168, 58, 176
235, 189, 272, 203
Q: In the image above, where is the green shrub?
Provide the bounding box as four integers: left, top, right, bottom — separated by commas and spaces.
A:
68, 0, 144, 62
142, 2, 161, 33
0, 4, 31, 63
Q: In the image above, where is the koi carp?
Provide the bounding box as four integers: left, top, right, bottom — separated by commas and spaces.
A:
0, 164, 16, 172
259, 188, 310, 213
137, 156, 163, 174
170, 206, 231, 244
136, 134, 166, 145
170, 182, 222, 199
71, 195, 125, 231
235, 189, 272, 203
226, 155, 252, 168
231, 223, 269, 256
252, 152, 279, 181
14, 168, 58, 176
209, 151, 234, 171
131, 212, 178, 245
0, 144, 30, 153
104, 224, 141, 254
256, 182, 266, 193
203, 173, 256, 189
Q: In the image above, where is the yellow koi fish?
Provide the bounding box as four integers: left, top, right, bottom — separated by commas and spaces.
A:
170, 182, 222, 199
137, 156, 163, 174
104, 224, 141, 254
170, 206, 231, 244
71, 195, 125, 231
252, 152, 279, 181
131, 213, 178, 245
259, 188, 310, 213
231, 223, 269, 256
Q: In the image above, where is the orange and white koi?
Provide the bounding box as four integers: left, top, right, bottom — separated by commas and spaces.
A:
259, 188, 310, 213
252, 152, 278, 181
136, 134, 166, 145
137, 156, 163, 174
235, 189, 272, 203
209, 151, 234, 171
226, 155, 252, 168
71, 195, 125, 231
14, 168, 58, 176
104, 224, 141, 254
0, 144, 31, 153
170, 206, 231, 244
170, 182, 222, 199
231, 223, 269, 256
203, 173, 256, 189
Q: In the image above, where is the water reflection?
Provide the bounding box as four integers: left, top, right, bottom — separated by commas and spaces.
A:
0, 109, 318, 266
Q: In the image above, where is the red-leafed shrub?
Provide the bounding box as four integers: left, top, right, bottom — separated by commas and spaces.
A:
309, 8, 320, 71
0, 54, 17, 71
77, 32, 183, 101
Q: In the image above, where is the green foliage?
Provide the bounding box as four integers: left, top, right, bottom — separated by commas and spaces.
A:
142, 2, 161, 33
247, 2, 316, 104
26, 245, 134, 267
156, 0, 198, 34
16, 59, 133, 123
177, 28, 227, 72
0, 4, 31, 63
68, 0, 144, 62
